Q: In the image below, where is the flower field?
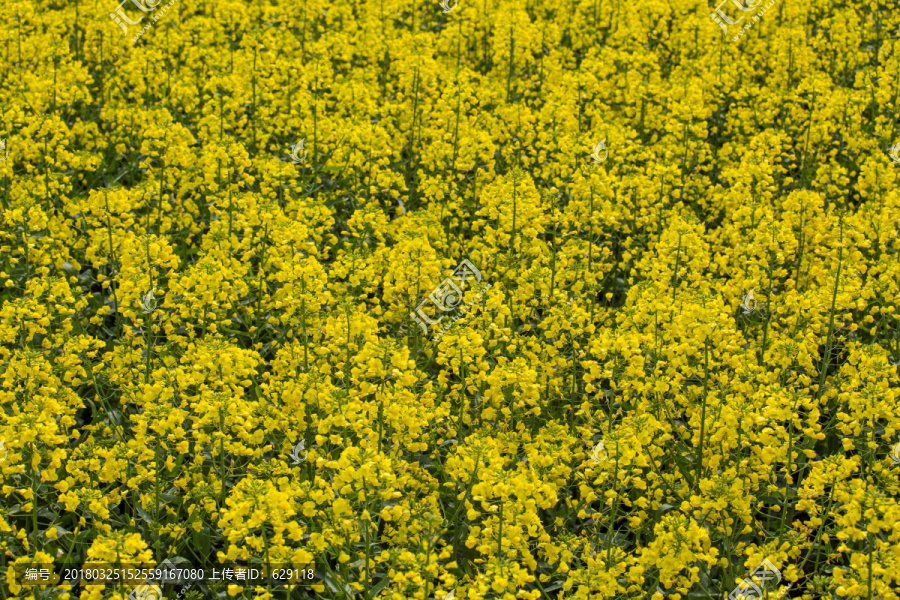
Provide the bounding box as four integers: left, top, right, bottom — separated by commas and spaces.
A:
2, 0, 900, 598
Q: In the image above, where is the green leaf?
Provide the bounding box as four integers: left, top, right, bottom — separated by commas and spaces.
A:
135, 505, 154, 526
367, 574, 391, 598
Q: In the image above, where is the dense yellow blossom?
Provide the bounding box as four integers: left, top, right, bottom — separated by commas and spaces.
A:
1, 0, 900, 599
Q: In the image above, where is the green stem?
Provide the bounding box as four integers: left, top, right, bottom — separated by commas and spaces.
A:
496, 499, 505, 569
506, 23, 515, 103
816, 221, 844, 401
606, 446, 620, 562
218, 409, 227, 509
671, 231, 683, 301
779, 395, 797, 534
696, 338, 709, 489
103, 192, 120, 333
